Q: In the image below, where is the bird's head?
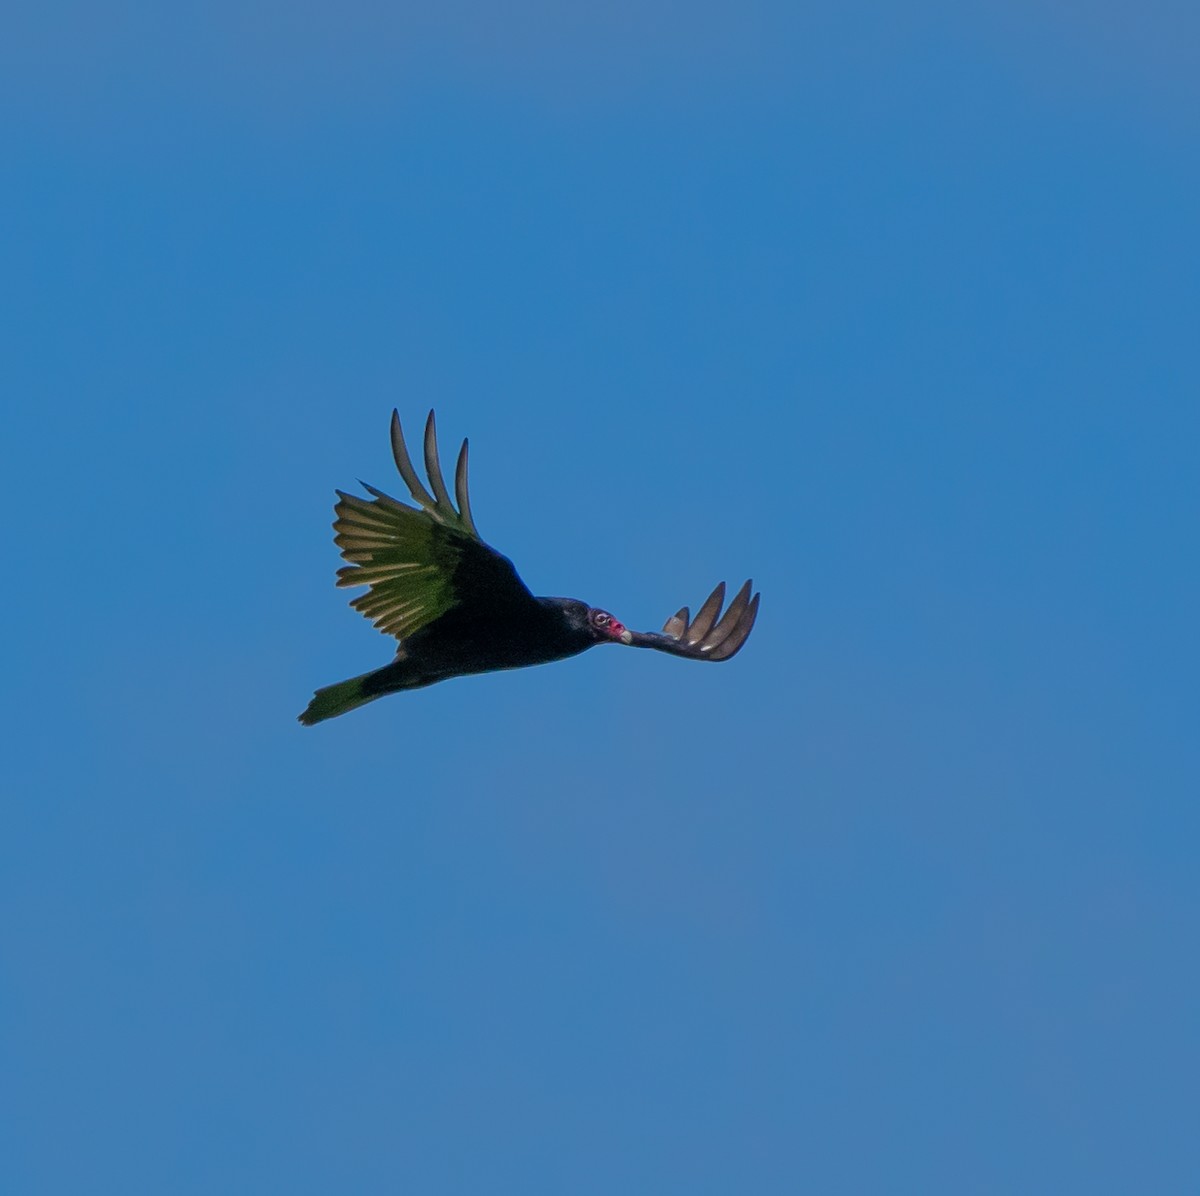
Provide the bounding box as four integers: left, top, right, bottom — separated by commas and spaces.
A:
549, 598, 633, 645
586, 606, 633, 645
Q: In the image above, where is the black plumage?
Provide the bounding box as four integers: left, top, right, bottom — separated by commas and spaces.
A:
299, 411, 759, 724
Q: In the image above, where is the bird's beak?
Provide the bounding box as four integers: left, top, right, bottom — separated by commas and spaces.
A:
619, 628, 633, 644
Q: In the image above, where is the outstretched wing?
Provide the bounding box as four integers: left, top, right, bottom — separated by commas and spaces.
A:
625, 580, 760, 661
332, 410, 538, 641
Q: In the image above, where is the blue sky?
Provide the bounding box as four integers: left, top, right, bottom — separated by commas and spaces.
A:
3, 4, 1198, 1192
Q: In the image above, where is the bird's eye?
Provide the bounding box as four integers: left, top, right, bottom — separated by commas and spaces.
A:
594, 612, 609, 626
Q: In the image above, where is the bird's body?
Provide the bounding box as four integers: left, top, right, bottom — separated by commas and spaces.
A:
301, 597, 595, 723
299, 411, 758, 724
395, 597, 597, 679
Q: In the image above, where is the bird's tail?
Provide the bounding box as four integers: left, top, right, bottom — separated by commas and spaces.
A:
298, 671, 380, 725
298, 658, 430, 725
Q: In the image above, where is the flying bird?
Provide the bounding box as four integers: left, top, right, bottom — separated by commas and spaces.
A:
299, 411, 759, 724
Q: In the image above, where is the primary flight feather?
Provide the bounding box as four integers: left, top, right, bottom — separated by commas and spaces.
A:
299, 411, 759, 724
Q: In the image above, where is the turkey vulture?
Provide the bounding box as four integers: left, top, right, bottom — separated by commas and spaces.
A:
299, 411, 759, 724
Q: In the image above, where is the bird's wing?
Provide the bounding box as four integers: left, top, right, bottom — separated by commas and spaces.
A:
625, 580, 760, 661
332, 410, 538, 642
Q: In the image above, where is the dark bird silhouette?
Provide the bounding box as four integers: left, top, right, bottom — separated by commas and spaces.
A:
299, 411, 760, 724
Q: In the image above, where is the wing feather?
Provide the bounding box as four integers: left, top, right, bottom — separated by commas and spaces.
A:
389, 411, 437, 511
422, 412, 457, 512
627, 580, 760, 663
454, 439, 479, 538
331, 410, 537, 643
703, 580, 753, 651
683, 582, 725, 646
